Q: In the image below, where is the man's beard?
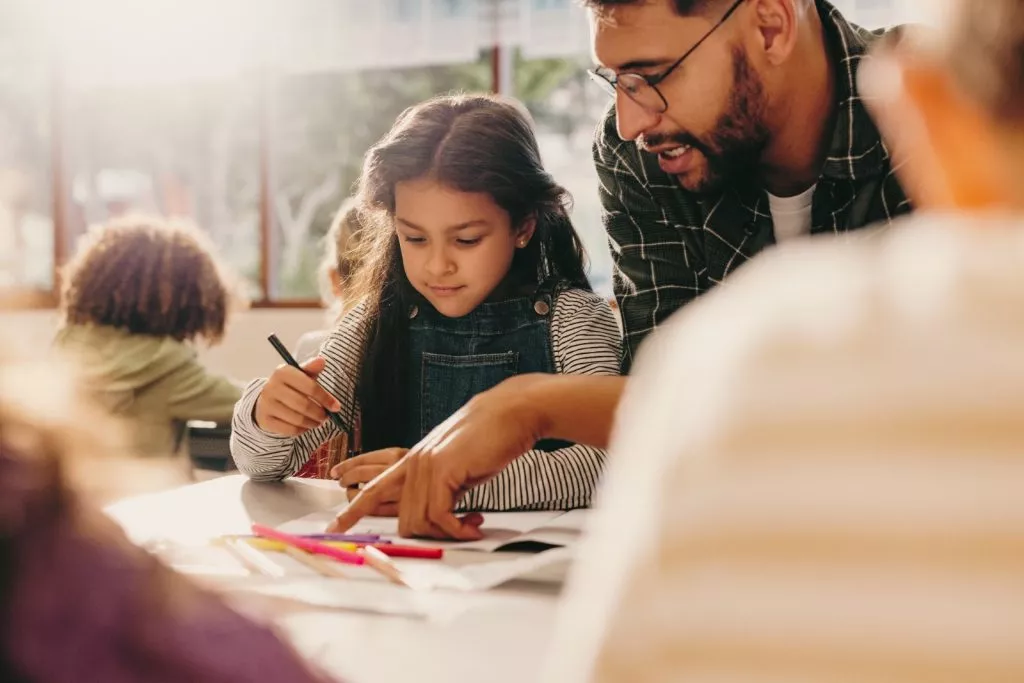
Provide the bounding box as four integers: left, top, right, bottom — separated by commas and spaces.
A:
642, 46, 771, 195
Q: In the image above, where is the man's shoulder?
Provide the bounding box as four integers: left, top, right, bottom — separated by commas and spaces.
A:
635, 214, 1024, 392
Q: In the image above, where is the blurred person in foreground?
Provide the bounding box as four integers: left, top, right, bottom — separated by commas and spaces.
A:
542, 0, 1024, 680
0, 287, 333, 682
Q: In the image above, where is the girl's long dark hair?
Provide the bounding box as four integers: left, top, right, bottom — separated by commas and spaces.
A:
347, 93, 591, 451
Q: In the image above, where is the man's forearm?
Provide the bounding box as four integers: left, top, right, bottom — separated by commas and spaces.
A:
520, 375, 627, 450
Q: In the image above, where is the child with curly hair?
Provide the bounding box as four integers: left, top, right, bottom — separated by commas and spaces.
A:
55, 215, 243, 456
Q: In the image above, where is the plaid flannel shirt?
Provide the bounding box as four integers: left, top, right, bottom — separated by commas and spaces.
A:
594, 0, 912, 371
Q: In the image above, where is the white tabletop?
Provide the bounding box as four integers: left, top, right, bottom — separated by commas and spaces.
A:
104, 475, 565, 683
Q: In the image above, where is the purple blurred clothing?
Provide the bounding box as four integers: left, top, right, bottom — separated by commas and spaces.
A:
0, 447, 336, 683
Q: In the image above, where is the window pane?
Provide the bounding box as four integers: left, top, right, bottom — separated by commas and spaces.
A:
829, 0, 935, 27
64, 80, 262, 298
0, 1, 52, 291
515, 54, 614, 298
59, 0, 264, 299
269, 55, 492, 299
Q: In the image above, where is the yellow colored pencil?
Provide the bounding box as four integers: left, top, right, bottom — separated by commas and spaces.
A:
232, 537, 359, 553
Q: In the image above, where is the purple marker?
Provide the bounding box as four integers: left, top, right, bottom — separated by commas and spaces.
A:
300, 533, 388, 544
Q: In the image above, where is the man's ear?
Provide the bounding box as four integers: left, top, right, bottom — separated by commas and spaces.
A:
747, 0, 800, 66
863, 53, 1014, 210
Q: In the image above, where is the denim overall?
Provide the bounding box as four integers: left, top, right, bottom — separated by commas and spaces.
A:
294, 278, 570, 478
399, 278, 567, 449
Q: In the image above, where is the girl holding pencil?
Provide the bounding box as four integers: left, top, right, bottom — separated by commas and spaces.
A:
230, 93, 620, 516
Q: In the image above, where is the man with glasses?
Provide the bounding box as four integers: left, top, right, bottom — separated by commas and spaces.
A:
587, 0, 911, 369
328, 0, 913, 541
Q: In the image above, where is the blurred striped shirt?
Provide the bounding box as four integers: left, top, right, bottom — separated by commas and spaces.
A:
547, 214, 1024, 683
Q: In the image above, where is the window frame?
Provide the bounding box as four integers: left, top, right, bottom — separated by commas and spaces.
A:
32, 47, 509, 309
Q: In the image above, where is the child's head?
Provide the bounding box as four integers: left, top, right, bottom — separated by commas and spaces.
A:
59, 215, 241, 344
318, 198, 364, 308
352, 93, 590, 319
861, 0, 1024, 210
347, 94, 591, 451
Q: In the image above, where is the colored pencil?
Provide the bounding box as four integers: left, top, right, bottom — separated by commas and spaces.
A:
223, 538, 286, 578
359, 543, 444, 560
240, 537, 358, 553
251, 523, 365, 566
293, 533, 385, 544
241, 537, 442, 560
360, 545, 406, 586
266, 334, 348, 433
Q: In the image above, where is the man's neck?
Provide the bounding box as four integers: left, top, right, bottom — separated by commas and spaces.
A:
760, 11, 836, 197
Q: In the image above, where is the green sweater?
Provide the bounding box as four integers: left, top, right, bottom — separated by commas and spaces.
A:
54, 325, 242, 456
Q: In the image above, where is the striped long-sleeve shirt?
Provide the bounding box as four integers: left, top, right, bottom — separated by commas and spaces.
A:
230, 288, 621, 511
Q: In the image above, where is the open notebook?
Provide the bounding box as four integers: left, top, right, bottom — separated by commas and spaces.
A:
278, 507, 590, 553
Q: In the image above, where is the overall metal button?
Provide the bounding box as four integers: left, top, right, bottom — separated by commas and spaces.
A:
409, 305, 419, 319
533, 299, 550, 316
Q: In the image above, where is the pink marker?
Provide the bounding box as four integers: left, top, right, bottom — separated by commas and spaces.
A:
251, 523, 365, 566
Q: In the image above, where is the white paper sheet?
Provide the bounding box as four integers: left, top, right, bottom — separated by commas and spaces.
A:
227, 577, 464, 619
149, 534, 573, 594
499, 508, 591, 549
452, 547, 573, 590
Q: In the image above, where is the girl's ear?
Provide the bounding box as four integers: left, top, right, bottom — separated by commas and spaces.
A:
515, 215, 538, 249
326, 266, 344, 299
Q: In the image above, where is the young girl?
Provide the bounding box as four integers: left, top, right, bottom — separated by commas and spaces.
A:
294, 198, 365, 363
0, 344, 332, 682
231, 94, 621, 512
54, 215, 243, 456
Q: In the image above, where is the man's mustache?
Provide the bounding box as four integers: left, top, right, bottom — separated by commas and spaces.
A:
637, 131, 711, 157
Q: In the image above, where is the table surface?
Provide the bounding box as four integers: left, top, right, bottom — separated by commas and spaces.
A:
104, 475, 565, 683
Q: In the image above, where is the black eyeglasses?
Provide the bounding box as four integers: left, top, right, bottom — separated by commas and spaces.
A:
589, 0, 746, 114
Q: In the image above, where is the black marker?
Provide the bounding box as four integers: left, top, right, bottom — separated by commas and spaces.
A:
267, 334, 348, 433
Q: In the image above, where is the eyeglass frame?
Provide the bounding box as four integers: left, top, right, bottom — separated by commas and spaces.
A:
589, 0, 747, 114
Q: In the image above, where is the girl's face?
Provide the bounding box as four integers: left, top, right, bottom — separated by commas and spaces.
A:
393, 177, 534, 318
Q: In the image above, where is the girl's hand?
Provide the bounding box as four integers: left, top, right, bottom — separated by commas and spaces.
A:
331, 448, 407, 516
254, 357, 342, 437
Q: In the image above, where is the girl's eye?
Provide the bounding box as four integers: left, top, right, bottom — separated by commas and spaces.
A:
456, 237, 482, 246
402, 235, 426, 244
